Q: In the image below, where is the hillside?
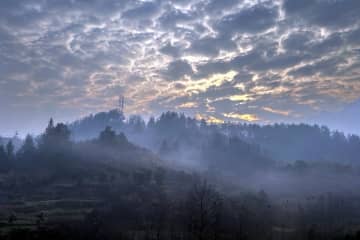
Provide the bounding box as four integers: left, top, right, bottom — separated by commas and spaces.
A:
69, 111, 273, 173
1, 115, 360, 239
0, 120, 199, 237
69, 110, 360, 165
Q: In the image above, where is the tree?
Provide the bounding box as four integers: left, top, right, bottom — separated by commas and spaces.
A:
8, 213, 17, 225
99, 126, 117, 145
17, 135, 36, 160
147, 116, 156, 129
200, 119, 207, 129
159, 139, 170, 155
154, 168, 166, 186
38, 119, 72, 163
40, 119, 71, 150
98, 126, 129, 147
185, 181, 223, 240
128, 115, 145, 133
46, 118, 54, 133
0, 145, 6, 161
6, 140, 14, 160
36, 212, 45, 227
0, 145, 7, 170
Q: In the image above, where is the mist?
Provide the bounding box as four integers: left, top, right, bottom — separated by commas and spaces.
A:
1, 110, 360, 239
2, 0, 360, 238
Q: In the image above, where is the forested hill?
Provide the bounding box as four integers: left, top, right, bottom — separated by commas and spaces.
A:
69, 110, 126, 141
220, 123, 360, 163
0, 119, 161, 175
69, 110, 360, 165
1, 113, 360, 240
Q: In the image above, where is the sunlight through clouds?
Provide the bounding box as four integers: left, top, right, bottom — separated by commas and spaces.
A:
223, 113, 260, 122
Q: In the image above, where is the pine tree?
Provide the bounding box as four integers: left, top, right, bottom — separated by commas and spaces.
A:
0, 145, 6, 161
6, 140, 14, 160
18, 135, 36, 160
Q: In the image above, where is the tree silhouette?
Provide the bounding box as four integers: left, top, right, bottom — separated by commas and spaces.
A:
128, 115, 145, 133
99, 126, 117, 145
17, 135, 36, 160
40, 120, 71, 149
6, 140, 14, 160
0, 144, 8, 171
185, 181, 223, 240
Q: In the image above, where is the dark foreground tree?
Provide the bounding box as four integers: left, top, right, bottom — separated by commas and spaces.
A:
6, 140, 14, 160
185, 181, 223, 240
0, 144, 11, 171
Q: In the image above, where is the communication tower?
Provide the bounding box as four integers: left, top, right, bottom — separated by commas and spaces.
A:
118, 95, 125, 113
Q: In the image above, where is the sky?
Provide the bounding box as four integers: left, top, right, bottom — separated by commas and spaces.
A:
0, 0, 360, 137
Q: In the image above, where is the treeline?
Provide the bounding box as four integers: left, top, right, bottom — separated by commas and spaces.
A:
0, 118, 151, 174
0, 119, 74, 172
2, 180, 360, 240
69, 111, 272, 173
221, 123, 360, 163
69, 110, 360, 165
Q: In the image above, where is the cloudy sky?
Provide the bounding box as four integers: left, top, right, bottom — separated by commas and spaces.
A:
1, 0, 360, 136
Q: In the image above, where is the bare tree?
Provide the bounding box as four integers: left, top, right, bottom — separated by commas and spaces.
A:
185, 181, 223, 240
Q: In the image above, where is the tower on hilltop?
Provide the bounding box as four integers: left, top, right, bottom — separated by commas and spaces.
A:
118, 95, 125, 114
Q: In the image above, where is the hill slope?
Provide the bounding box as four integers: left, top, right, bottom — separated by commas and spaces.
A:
69, 110, 360, 165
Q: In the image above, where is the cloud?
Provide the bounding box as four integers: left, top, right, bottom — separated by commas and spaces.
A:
1, 0, 360, 135
122, 1, 160, 20
282, 31, 315, 52
262, 107, 291, 116
223, 113, 260, 122
289, 58, 345, 77
195, 113, 224, 124
283, 0, 360, 29
189, 35, 237, 57
162, 59, 194, 80
228, 94, 253, 102
159, 42, 182, 58
203, 0, 240, 14
177, 101, 198, 109
158, 6, 196, 29
215, 4, 279, 36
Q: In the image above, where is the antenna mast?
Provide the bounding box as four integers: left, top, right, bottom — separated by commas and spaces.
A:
118, 95, 125, 113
